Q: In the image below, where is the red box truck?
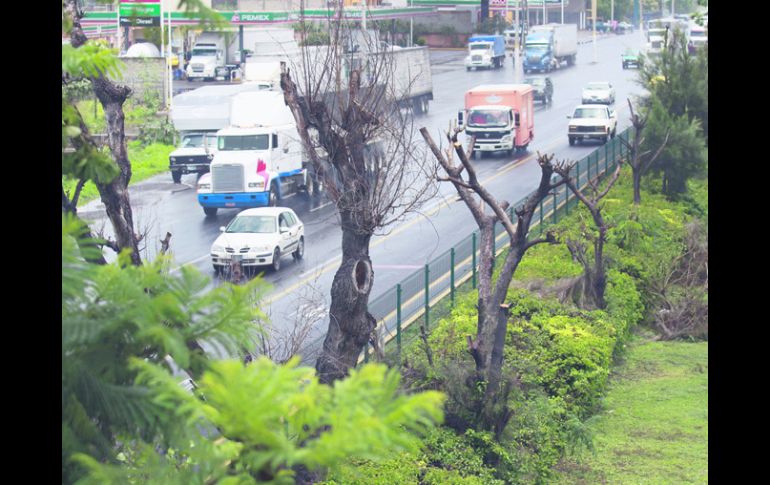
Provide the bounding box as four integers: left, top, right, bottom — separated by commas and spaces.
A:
459, 84, 534, 158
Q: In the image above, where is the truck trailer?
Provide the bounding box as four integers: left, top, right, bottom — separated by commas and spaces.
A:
459, 84, 534, 158
523, 23, 578, 73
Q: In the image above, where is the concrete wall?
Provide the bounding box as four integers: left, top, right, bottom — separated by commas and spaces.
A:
414, 10, 475, 35
113, 58, 167, 105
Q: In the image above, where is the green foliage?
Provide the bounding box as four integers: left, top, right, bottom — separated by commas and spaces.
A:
644, 97, 707, 198
514, 243, 582, 282
604, 270, 644, 346
62, 215, 267, 483
75, 357, 445, 484
62, 98, 119, 190
62, 142, 175, 207
416, 37, 427, 46
62, 40, 123, 79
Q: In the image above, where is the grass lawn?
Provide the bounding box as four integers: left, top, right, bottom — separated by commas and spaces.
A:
62, 141, 175, 207
553, 333, 708, 484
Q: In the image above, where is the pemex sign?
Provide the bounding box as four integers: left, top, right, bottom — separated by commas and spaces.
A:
119, 0, 161, 27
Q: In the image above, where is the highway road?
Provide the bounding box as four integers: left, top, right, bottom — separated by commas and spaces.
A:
79, 30, 648, 359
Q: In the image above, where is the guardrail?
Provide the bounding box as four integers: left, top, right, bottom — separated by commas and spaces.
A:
300, 127, 633, 366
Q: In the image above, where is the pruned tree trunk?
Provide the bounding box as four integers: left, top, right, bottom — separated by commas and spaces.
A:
281, 12, 436, 383
66, 0, 142, 266
620, 98, 670, 206
422, 126, 563, 438
316, 210, 376, 384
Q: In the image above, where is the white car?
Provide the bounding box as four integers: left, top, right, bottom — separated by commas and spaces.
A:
582, 81, 616, 104
567, 104, 618, 146
210, 207, 305, 274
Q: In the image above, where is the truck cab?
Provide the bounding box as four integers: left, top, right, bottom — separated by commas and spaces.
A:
459, 84, 534, 158
523, 32, 554, 73
197, 91, 310, 217
465, 35, 506, 70
169, 132, 217, 184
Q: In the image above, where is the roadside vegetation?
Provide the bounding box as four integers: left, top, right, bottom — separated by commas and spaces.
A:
552, 335, 708, 484
62, 1, 706, 483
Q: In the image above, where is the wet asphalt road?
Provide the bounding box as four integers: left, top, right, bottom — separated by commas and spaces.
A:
79, 30, 648, 358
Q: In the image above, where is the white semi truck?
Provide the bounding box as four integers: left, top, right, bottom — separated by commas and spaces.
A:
196, 91, 314, 217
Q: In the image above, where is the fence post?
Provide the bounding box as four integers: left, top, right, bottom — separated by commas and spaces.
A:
552, 189, 557, 223
396, 283, 402, 360
604, 143, 609, 175
450, 248, 456, 307
364, 343, 369, 362
472, 232, 477, 289
539, 200, 544, 234
424, 264, 430, 331
587, 154, 591, 184
492, 222, 496, 269
576, 160, 581, 192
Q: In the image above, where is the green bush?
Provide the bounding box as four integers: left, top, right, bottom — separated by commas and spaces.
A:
416, 37, 427, 46
514, 243, 582, 282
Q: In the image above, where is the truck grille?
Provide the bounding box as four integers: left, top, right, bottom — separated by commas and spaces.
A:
577, 126, 604, 132
472, 55, 482, 62
212, 164, 244, 193
192, 63, 204, 72
171, 155, 209, 166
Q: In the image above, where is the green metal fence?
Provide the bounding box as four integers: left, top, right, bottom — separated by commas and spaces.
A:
307, 127, 633, 366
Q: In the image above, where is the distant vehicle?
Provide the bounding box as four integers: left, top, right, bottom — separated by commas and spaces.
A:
465, 35, 507, 70
379, 41, 402, 51
646, 18, 689, 56
582, 81, 615, 104
689, 25, 707, 49
503, 25, 527, 48
523, 23, 577, 73
616, 21, 634, 34
169, 132, 217, 184
186, 32, 230, 81
523, 76, 553, 104
210, 207, 305, 274
621, 49, 640, 69
567, 104, 618, 146
458, 84, 535, 158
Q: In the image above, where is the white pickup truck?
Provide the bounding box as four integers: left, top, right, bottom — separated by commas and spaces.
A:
567, 104, 617, 146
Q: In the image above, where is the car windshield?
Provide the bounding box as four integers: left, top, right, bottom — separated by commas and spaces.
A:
524, 78, 545, 87
218, 135, 269, 151
574, 108, 608, 119
467, 109, 509, 128
525, 44, 548, 53
586, 83, 610, 90
191, 49, 216, 57
226, 215, 276, 234
181, 134, 205, 148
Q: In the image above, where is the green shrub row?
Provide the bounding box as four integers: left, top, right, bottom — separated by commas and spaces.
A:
329, 170, 703, 483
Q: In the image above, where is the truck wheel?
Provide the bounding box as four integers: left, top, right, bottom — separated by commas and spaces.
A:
466, 67, 470, 71
474, 150, 481, 160
268, 182, 279, 207
293, 236, 304, 260
421, 97, 429, 114
203, 207, 218, 217
171, 170, 182, 184
213, 265, 222, 276
602, 136, 609, 144
271, 248, 281, 272
569, 137, 575, 146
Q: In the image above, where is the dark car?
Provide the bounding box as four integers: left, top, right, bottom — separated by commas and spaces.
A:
621, 49, 640, 69
524, 76, 553, 104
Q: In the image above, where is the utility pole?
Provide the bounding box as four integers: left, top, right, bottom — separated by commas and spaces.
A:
410, 0, 413, 47
611, 0, 614, 22
542, 0, 546, 24
592, 0, 597, 63
362, 0, 367, 31
561, 0, 564, 24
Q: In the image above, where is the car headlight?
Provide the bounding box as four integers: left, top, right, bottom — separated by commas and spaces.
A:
198, 183, 211, 190
170, 157, 176, 162
501, 135, 512, 142
569, 126, 578, 132
211, 244, 224, 252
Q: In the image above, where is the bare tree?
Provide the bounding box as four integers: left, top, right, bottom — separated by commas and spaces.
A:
421, 126, 563, 437
620, 98, 670, 205
65, 0, 143, 266
554, 159, 623, 309
280, 11, 437, 384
